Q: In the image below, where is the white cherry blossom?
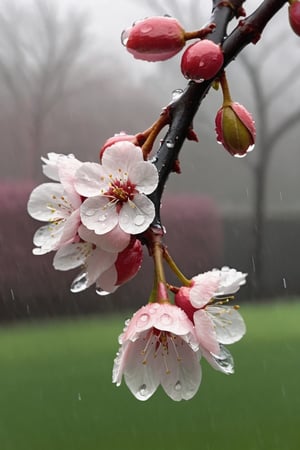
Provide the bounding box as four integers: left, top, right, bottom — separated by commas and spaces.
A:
113, 303, 201, 401
75, 142, 158, 236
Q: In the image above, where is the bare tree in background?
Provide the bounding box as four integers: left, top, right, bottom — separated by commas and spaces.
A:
0, 0, 89, 178
148, 0, 300, 298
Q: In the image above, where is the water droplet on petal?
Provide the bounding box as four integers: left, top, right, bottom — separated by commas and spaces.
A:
233, 152, 247, 159
148, 304, 160, 314
138, 384, 147, 396
71, 272, 89, 293
134, 214, 145, 226
137, 313, 150, 327
174, 381, 182, 391
160, 313, 173, 325
96, 287, 110, 296
140, 24, 153, 33
199, 61, 205, 67
98, 213, 108, 222
85, 208, 97, 217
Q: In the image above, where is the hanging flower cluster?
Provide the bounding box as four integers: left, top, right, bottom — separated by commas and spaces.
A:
27, 3, 295, 402
28, 142, 158, 294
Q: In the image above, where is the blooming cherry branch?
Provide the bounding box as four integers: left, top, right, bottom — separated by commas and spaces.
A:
27, 0, 298, 401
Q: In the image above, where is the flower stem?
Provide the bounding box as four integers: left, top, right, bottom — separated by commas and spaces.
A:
148, 229, 170, 303
141, 109, 170, 159
163, 247, 192, 287
219, 71, 232, 106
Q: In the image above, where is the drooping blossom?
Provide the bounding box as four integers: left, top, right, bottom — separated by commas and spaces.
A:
175, 267, 247, 374
53, 224, 141, 294
75, 142, 158, 236
27, 153, 83, 255
113, 302, 201, 401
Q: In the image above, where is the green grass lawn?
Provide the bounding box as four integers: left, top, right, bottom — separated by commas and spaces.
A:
1, 301, 300, 450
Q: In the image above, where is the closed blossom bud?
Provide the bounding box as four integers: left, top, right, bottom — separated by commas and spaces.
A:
121, 16, 186, 62
215, 102, 256, 157
181, 39, 224, 81
115, 239, 143, 285
100, 133, 137, 161
289, 1, 300, 36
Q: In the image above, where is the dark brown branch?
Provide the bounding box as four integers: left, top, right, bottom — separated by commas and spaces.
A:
148, 0, 288, 230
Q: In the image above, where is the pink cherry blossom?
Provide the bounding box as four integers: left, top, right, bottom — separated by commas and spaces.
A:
27, 153, 82, 254
75, 142, 158, 236
113, 303, 201, 401
175, 267, 247, 373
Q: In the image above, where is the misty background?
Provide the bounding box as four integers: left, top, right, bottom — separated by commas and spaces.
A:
1, 0, 300, 320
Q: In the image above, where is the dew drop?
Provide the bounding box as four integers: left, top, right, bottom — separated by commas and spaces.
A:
233, 152, 247, 159
98, 213, 108, 222
137, 313, 150, 327
85, 208, 97, 217
71, 272, 89, 293
247, 144, 255, 153
172, 89, 183, 101
96, 287, 110, 296
140, 24, 153, 34
138, 384, 147, 396
166, 140, 175, 149
174, 381, 182, 391
160, 313, 172, 325
121, 28, 129, 46
199, 61, 205, 67
134, 214, 145, 226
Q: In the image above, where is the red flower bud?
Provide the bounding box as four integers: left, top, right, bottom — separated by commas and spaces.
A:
115, 238, 143, 285
181, 39, 224, 81
289, 1, 300, 36
100, 133, 137, 161
121, 16, 185, 62
215, 102, 256, 157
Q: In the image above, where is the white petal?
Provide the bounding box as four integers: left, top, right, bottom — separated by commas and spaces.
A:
80, 196, 118, 235
96, 265, 118, 293
102, 142, 143, 175
123, 332, 160, 401
202, 344, 234, 374
53, 242, 92, 270
58, 158, 82, 208
214, 267, 247, 296
41, 153, 62, 180
206, 306, 246, 344
119, 195, 155, 234
190, 272, 220, 308
79, 224, 130, 253
74, 162, 108, 197
84, 247, 117, 286
33, 222, 65, 254
160, 336, 201, 401
193, 310, 220, 355
129, 161, 158, 194
27, 183, 67, 221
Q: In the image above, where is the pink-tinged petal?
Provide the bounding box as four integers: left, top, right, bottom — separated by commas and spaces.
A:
84, 247, 117, 286
190, 272, 220, 308
119, 195, 155, 234
102, 141, 143, 175
74, 162, 108, 197
80, 196, 118, 235
53, 242, 93, 270
96, 265, 118, 294
27, 183, 67, 221
122, 332, 161, 401
202, 344, 234, 374
193, 309, 220, 355
160, 339, 201, 401
58, 158, 82, 209
206, 305, 246, 344
32, 223, 64, 255
58, 209, 81, 247
129, 161, 158, 194
175, 286, 197, 322
78, 224, 130, 253
41, 153, 61, 180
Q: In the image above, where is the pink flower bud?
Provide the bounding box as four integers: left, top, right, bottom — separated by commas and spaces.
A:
215, 102, 256, 157
121, 16, 186, 62
181, 39, 224, 81
115, 239, 143, 285
289, 1, 300, 36
100, 133, 137, 161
